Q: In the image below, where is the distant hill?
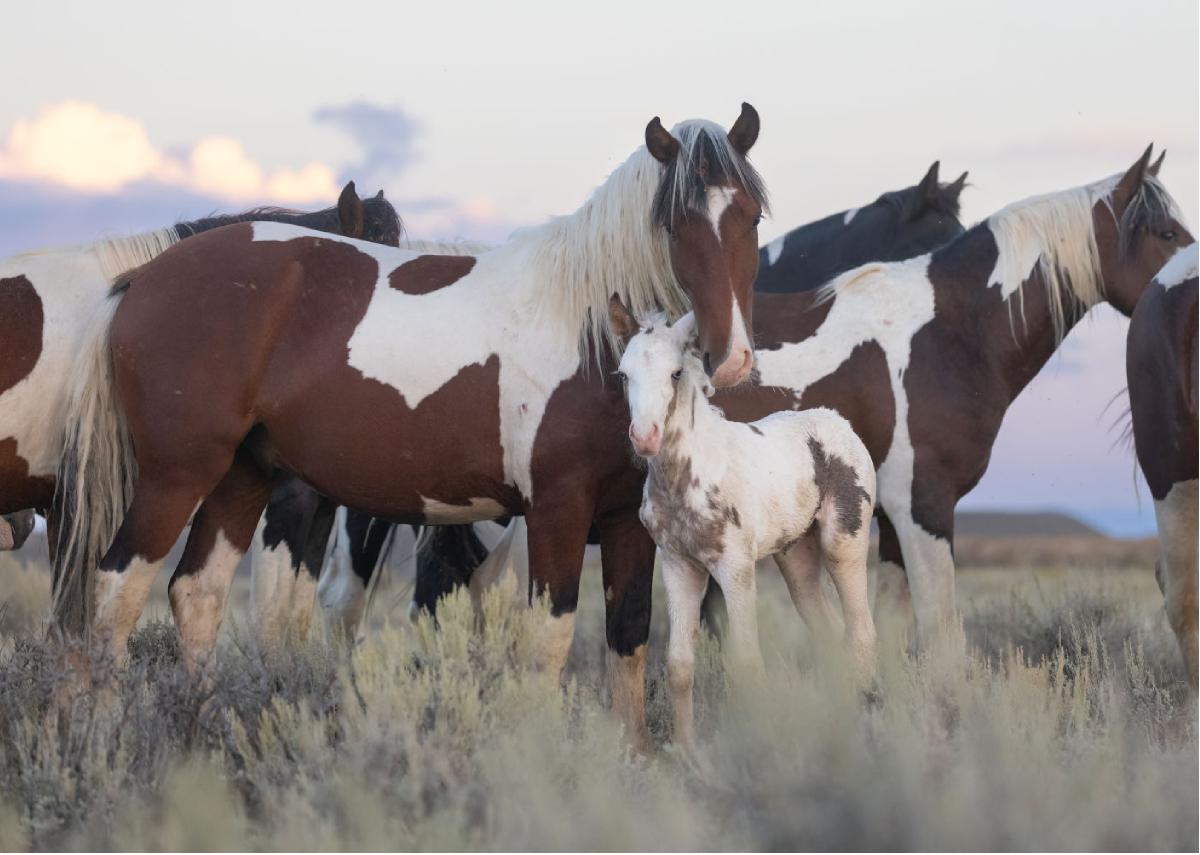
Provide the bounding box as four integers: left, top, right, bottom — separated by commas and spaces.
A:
954, 511, 1103, 539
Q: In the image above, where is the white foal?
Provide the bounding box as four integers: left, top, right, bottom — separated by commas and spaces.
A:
611, 301, 878, 751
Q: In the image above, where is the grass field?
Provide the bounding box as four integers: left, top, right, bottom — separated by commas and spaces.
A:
0, 547, 1195, 851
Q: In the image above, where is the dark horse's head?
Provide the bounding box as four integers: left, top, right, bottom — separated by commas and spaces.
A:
173, 180, 403, 248
647, 104, 768, 387
756, 161, 968, 293
1094, 147, 1194, 315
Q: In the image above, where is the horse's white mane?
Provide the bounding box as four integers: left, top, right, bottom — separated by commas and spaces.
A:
987, 173, 1183, 341
93, 229, 181, 283
514, 119, 748, 362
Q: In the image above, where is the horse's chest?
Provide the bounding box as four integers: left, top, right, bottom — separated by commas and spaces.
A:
640, 470, 743, 565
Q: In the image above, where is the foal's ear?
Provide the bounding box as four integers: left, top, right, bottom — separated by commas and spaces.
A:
727, 102, 760, 156
645, 117, 681, 164
608, 294, 639, 341
671, 311, 697, 343
337, 181, 365, 239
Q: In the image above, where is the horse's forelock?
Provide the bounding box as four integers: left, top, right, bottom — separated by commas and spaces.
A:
651, 121, 769, 230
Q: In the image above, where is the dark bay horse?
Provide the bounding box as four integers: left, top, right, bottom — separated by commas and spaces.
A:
756, 160, 967, 293
329, 164, 970, 631
1127, 242, 1198, 687
53, 106, 768, 747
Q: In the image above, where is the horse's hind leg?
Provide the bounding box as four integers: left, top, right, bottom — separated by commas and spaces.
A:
93, 470, 227, 663
169, 448, 272, 670
774, 530, 841, 647
818, 519, 878, 680
1155, 479, 1199, 689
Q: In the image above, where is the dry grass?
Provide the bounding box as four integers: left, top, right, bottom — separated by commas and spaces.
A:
0, 550, 1195, 851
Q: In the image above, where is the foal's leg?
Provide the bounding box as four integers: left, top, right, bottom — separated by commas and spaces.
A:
712, 556, 766, 678
596, 509, 656, 750
523, 488, 594, 679
818, 525, 878, 680
1155, 479, 1199, 689
774, 530, 841, 646
169, 450, 272, 670
661, 550, 707, 753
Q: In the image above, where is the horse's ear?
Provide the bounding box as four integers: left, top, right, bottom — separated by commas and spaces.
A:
1113, 145, 1154, 210
1149, 150, 1166, 177
645, 117, 680, 164
917, 161, 941, 202
944, 170, 968, 201
337, 181, 365, 239
671, 311, 697, 343
374, 189, 386, 200
727, 102, 760, 156
608, 294, 639, 341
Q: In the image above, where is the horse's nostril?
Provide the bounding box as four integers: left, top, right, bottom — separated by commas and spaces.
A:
703, 353, 715, 377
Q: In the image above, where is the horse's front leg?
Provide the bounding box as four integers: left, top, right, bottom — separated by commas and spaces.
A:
884, 490, 959, 652
523, 488, 594, 680
596, 508, 656, 751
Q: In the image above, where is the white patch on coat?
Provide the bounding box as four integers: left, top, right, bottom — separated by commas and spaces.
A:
765, 234, 786, 265
170, 530, 245, 666
0, 232, 174, 479
1153, 479, 1198, 683
1156, 243, 1198, 289
706, 186, 737, 241
843, 207, 860, 225
420, 496, 507, 524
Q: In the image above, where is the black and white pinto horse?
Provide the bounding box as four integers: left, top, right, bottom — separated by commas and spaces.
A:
1126, 242, 1198, 688
301, 164, 971, 635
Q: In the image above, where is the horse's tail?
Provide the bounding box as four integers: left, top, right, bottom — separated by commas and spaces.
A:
51, 291, 136, 636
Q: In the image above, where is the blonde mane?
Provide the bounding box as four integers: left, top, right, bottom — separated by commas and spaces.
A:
515, 119, 763, 363
92, 228, 181, 283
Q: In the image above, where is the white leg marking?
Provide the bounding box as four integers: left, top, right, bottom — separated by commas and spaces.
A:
1154, 479, 1198, 687
94, 558, 165, 662
317, 508, 367, 641
170, 531, 244, 669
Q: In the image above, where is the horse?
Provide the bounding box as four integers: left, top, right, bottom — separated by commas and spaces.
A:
52, 105, 768, 748
610, 304, 877, 751
0, 182, 403, 634
399, 148, 1190, 652
756, 160, 967, 293
1126, 242, 1198, 688
320, 163, 971, 634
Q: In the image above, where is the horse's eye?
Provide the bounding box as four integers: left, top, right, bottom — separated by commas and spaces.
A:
615, 371, 627, 384
1160, 230, 1177, 241
671, 369, 682, 382
752, 214, 762, 228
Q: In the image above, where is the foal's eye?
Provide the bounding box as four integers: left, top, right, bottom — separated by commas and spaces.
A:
1160, 230, 1177, 241
615, 371, 628, 384
671, 369, 682, 382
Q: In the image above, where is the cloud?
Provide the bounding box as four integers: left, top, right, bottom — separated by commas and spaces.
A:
314, 102, 420, 185
0, 101, 339, 204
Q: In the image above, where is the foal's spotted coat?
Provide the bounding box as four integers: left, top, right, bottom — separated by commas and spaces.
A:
612, 304, 877, 750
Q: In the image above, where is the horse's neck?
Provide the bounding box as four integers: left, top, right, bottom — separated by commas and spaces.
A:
933, 226, 1089, 403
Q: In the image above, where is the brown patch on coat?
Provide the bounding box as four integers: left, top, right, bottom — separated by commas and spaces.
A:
0, 438, 55, 514
388, 255, 476, 295
808, 437, 871, 535
0, 275, 43, 395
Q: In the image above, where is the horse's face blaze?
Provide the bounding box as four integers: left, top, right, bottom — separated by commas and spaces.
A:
667, 185, 760, 387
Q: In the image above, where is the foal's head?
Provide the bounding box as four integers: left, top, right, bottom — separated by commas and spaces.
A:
647, 104, 767, 387
1097, 147, 1193, 314
610, 298, 711, 457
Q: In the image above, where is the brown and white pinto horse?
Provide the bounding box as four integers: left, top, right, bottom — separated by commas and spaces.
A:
54, 106, 767, 746
1127, 242, 1198, 687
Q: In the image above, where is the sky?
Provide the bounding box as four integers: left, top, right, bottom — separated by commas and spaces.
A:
1, 0, 1196, 536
